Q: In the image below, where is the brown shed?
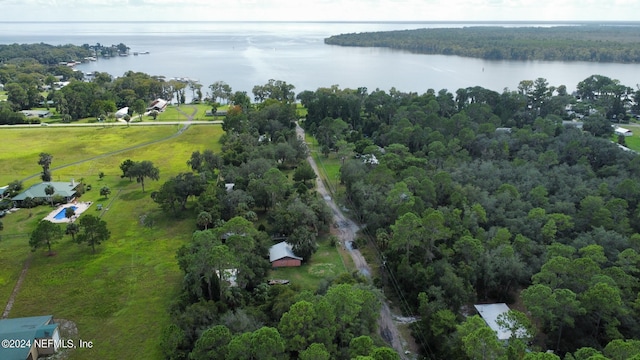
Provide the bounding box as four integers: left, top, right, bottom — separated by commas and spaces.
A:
269, 241, 303, 268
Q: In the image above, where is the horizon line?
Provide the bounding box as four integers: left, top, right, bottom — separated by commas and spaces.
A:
3, 20, 640, 24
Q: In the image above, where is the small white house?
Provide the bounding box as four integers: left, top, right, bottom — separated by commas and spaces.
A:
615, 127, 633, 137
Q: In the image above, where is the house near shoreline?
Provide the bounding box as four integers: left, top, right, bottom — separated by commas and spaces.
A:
0, 315, 60, 360
147, 98, 168, 112
12, 181, 79, 207
269, 241, 303, 268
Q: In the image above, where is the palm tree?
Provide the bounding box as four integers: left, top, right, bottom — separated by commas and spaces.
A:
44, 184, 55, 207
197, 211, 212, 230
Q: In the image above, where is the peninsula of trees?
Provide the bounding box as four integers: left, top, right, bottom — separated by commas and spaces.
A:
0, 42, 131, 65
325, 26, 640, 63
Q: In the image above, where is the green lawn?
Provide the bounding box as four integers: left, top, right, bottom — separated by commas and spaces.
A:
0, 125, 223, 186
268, 236, 348, 291
623, 136, 640, 151
155, 103, 226, 122
304, 133, 343, 195
0, 123, 349, 359
613, 123, 640, 152
0, 124, 223, 359
0, 126, 177, 185
155, 105, 187, 121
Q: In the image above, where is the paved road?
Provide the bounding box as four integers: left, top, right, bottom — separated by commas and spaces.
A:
296, 123, 410, 360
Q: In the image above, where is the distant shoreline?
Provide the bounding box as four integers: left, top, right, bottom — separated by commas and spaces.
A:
325, 25, 640, 63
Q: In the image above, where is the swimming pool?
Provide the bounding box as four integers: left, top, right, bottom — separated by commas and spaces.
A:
53, 206, 77, 220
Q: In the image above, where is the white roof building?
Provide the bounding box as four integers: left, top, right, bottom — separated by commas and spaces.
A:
147, 98, 168, 112
115, 107, 129, 118
615, 127, 633, 137
269, 241, 302, 263
474, 303, 530, 341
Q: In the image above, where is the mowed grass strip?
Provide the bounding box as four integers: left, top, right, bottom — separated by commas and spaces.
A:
304, 132, 343, 195
0, 124, 223, 359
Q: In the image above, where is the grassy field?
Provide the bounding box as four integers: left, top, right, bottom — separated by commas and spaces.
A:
617, 123, 640, 152
0, 126, 179, 185
0, 123, 352, 359
0, 124, 223, 359
156, 104, 227, 122
304, 133, 343, 195
623, 135, 640, 151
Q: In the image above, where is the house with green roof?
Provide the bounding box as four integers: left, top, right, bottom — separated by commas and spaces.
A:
0, 185, 9, 199
0, 315, 59, 360
12, 181, 79, 207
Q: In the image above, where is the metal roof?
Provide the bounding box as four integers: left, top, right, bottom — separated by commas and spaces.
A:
0, 315, 56, 360
474, 303, 527, 341
269, 241, 302, 262
12, 181, 78, 201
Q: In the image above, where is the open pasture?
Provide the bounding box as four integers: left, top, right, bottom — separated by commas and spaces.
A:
0, 124, 222, 359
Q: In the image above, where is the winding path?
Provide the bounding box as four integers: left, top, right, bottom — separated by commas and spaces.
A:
1, 256, 31, 319
296, 123, 411, 359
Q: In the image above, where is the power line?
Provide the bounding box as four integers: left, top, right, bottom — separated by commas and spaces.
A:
313, 150, 434, 359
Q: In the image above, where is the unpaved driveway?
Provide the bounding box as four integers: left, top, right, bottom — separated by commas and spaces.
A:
296, 123, 411, 359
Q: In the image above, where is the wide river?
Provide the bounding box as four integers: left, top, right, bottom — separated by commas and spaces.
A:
2, 21, 640, 96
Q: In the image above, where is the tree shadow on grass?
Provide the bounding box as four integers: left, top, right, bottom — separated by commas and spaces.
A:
118, 191, 148, 201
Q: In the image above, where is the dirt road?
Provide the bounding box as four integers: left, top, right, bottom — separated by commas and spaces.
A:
296, 123, 411, 359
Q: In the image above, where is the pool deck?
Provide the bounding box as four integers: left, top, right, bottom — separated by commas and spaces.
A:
44, 201, 92, 223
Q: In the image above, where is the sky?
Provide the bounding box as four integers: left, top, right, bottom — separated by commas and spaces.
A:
1, 0, 639, 22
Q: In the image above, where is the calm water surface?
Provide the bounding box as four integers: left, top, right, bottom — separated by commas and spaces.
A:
2, 21, 640, 95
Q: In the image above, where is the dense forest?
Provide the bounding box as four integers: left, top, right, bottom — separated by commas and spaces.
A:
157, 73, 640, 359
5, 42, 640, 359
0, 42, 132, 65
147, 84, 407, 359
0, 43, 92, 65
298, 76, 640, 359
325, 26, 640, 62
